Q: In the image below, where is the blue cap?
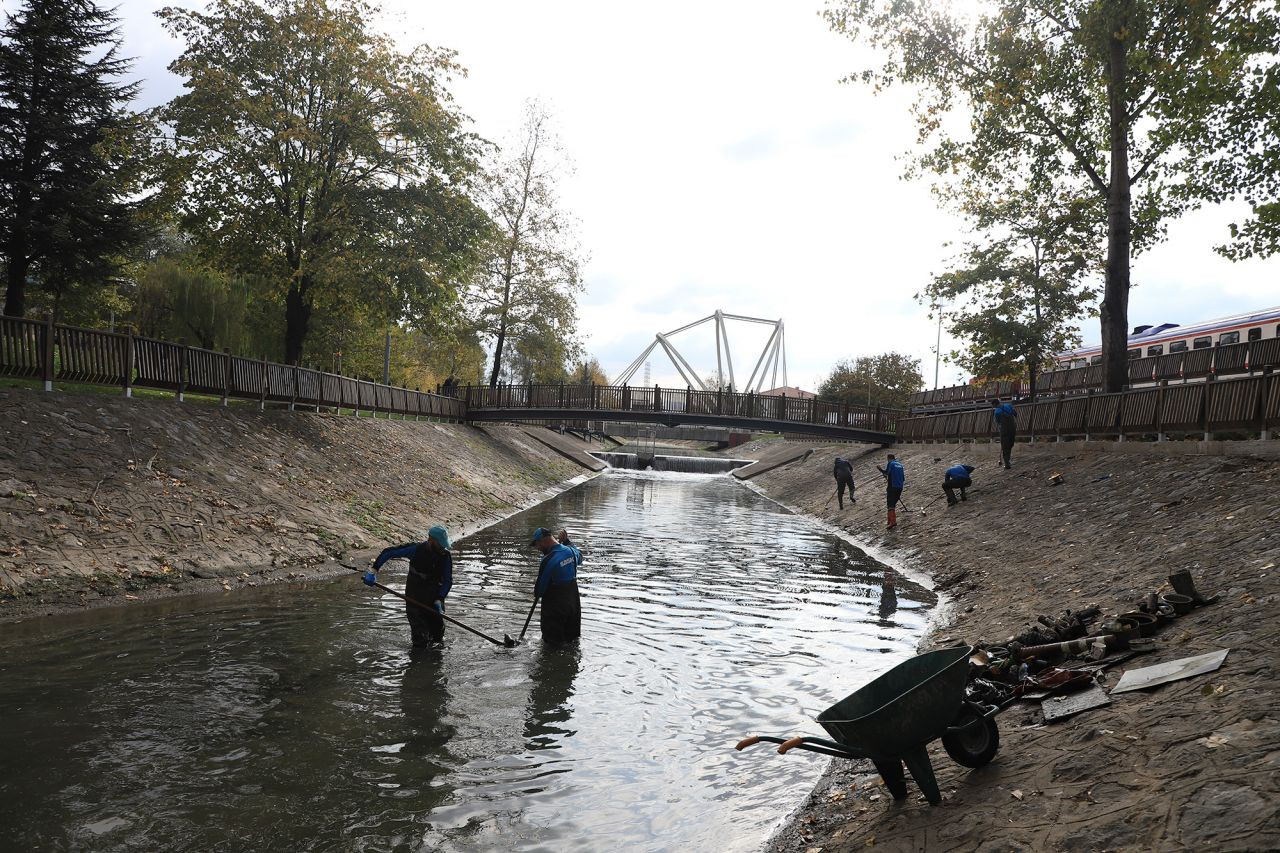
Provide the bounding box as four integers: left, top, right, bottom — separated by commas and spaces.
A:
427, 525, 451, 549
530, 527, 550, 545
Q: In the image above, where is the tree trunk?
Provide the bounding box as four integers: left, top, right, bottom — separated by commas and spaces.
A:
1100, 13, 1132, 394
284, 278, 312, 366
488, 319, 507, 387
4, 251, 28, 317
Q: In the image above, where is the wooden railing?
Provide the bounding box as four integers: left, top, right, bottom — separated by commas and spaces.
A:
908, 339, 1280, 411
463, 383, 904, 436
0, 314, 464, 420
898, 373, 1280, 442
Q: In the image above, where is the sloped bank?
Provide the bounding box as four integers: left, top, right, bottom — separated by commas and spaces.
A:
742, 441, 1278, 852
0, 389, 592, 621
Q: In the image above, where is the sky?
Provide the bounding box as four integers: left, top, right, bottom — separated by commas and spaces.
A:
77, 0, 1280, 389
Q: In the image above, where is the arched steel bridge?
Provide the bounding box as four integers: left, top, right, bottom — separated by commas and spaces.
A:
462, 383, 900, 443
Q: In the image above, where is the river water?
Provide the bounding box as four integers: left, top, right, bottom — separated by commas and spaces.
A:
0, 469, 934, 852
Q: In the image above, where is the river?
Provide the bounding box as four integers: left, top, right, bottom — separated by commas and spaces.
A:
0, 469, 934, 852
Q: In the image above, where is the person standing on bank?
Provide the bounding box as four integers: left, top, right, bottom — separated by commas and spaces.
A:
530, 527, 583, 643
365, 525, 453, 647
991, 398, 1018, 469
833, 456, 856, 509
943, 463, 976, 505
877, 453, 906, 530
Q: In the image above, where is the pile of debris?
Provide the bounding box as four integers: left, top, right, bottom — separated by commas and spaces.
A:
958, 569, 1226, 723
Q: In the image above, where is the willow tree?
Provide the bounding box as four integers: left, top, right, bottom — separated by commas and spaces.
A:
826, 0, 1280, 392
157, 0, 488, 365
470, 102, 583, 387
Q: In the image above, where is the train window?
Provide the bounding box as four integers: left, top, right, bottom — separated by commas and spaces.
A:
1169, 340, 1188, 353
1127, 349, 1141, 360
1090, 355, 1102, 365
1248, 327, 1261, 342
1219, 331, 1240, 345
1071, 358, 1087, 369
1146, 345, 1163, 357
1193, 337, 1211, 349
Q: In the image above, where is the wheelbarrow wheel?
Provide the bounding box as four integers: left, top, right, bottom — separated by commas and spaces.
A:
942, 709, 999, 768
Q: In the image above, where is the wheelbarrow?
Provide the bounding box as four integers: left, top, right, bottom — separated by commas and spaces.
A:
735, 645, 1006, 805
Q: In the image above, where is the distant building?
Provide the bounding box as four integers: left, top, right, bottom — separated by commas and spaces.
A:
760, 385, 816, 399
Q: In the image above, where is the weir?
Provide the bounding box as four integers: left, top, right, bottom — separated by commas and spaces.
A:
591, 451, 752, 474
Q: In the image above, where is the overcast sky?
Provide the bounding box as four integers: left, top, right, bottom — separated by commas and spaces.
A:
85, 1, 1280, 389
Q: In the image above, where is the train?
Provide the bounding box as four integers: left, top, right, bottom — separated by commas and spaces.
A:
1056, 305, 1280, 369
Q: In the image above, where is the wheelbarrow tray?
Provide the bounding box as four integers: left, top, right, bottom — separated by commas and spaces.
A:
817, 645, 972, 759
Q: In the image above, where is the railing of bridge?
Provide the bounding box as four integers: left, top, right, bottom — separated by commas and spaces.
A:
0, 314, 465, 420
463, 383, 905, 435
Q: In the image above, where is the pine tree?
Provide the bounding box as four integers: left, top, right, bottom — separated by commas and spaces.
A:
0, 0, 143, 318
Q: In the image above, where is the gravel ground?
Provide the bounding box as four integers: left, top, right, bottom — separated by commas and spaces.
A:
744, 440, 1279, 852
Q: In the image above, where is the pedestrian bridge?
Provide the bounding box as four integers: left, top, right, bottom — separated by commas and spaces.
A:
463, 384, 900, 443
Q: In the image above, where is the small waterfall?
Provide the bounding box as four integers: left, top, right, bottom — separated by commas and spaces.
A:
592, 452, 752, 474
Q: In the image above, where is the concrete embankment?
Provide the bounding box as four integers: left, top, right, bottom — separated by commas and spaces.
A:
742, 441, 1278, 852
0, 389, 595, 621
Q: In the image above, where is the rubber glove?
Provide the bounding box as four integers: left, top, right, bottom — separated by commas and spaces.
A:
434, 600, 444, 614
363, 571, 376, 586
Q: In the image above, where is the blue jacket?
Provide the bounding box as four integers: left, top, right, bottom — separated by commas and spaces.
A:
374, 542, 452, 603
535, 543, 582, 597
946, 464, 975, 479
993, 403, 1017, 429
879, 460, 905, 488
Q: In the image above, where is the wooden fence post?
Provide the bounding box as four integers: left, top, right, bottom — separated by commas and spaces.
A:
222, 348, 231, 406
559, 381, 565, 408
41, 313, 54, 392
259, 355, 268, 410
654, 384, 661, 412
178, 344, 188, 402
290, 365, 298, 411
1202, 374, 1214, 441
123, 326, 135, 398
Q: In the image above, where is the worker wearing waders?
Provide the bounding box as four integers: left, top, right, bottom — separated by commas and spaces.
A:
877, 454, 905, 530
992, 398, 1018, 469
530, 527, 583, 644
833, 456, 856, 509
943, 463, 976, 505
366, 525, 453, 646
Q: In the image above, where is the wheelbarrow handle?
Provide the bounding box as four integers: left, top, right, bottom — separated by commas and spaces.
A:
777, 737, 807, 755
735, 736, 763, 750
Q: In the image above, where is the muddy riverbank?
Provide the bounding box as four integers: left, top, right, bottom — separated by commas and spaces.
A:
0, 390, 594, 621
742, 440, 1279, 851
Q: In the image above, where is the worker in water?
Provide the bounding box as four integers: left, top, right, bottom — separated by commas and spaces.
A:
991, 398, 1018, 469
943, 463, 976, 505
530, 527, 583, 643
833, 456, 856, 509
365, 525, 453, 646
877, 453, 906, 530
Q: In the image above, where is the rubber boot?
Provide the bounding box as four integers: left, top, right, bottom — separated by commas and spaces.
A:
1169, 569, 1218, 606
886, 509, 897, 529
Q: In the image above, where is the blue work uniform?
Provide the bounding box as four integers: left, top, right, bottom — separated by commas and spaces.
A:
536, 542, 582, 643
993, 403, 1018, 468
943, 464, 975, 504
879, 460, 905, 508
374, 542, 453, 645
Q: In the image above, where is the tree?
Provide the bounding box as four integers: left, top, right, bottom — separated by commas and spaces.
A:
818, 353, 923, 410
575, 356, 608, 386
921, 162, 1101, 398
157, 0, 488, 365
0, 0, 147, 318
469, 101, 583, 387
498, 314, 577, 385
132, 257, 256, 351
825, 0, 1280, 392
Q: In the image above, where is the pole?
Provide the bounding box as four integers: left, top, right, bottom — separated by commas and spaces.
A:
934, 307, 943, 391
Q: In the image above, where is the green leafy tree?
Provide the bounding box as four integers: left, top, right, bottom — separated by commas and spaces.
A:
157, 0, 488, 365
470, 101, 584, 387
922, 163, 1101, 398
825, 0, 1280, 392
0, 0, 147, 319
132, 257, 256, 351
499, 314, 577, 385
575, 356, 608, 386
818, 352, 923, 410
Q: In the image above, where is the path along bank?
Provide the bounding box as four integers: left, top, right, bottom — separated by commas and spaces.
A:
0, 389, 595, 621
740, 440, 1279, 851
